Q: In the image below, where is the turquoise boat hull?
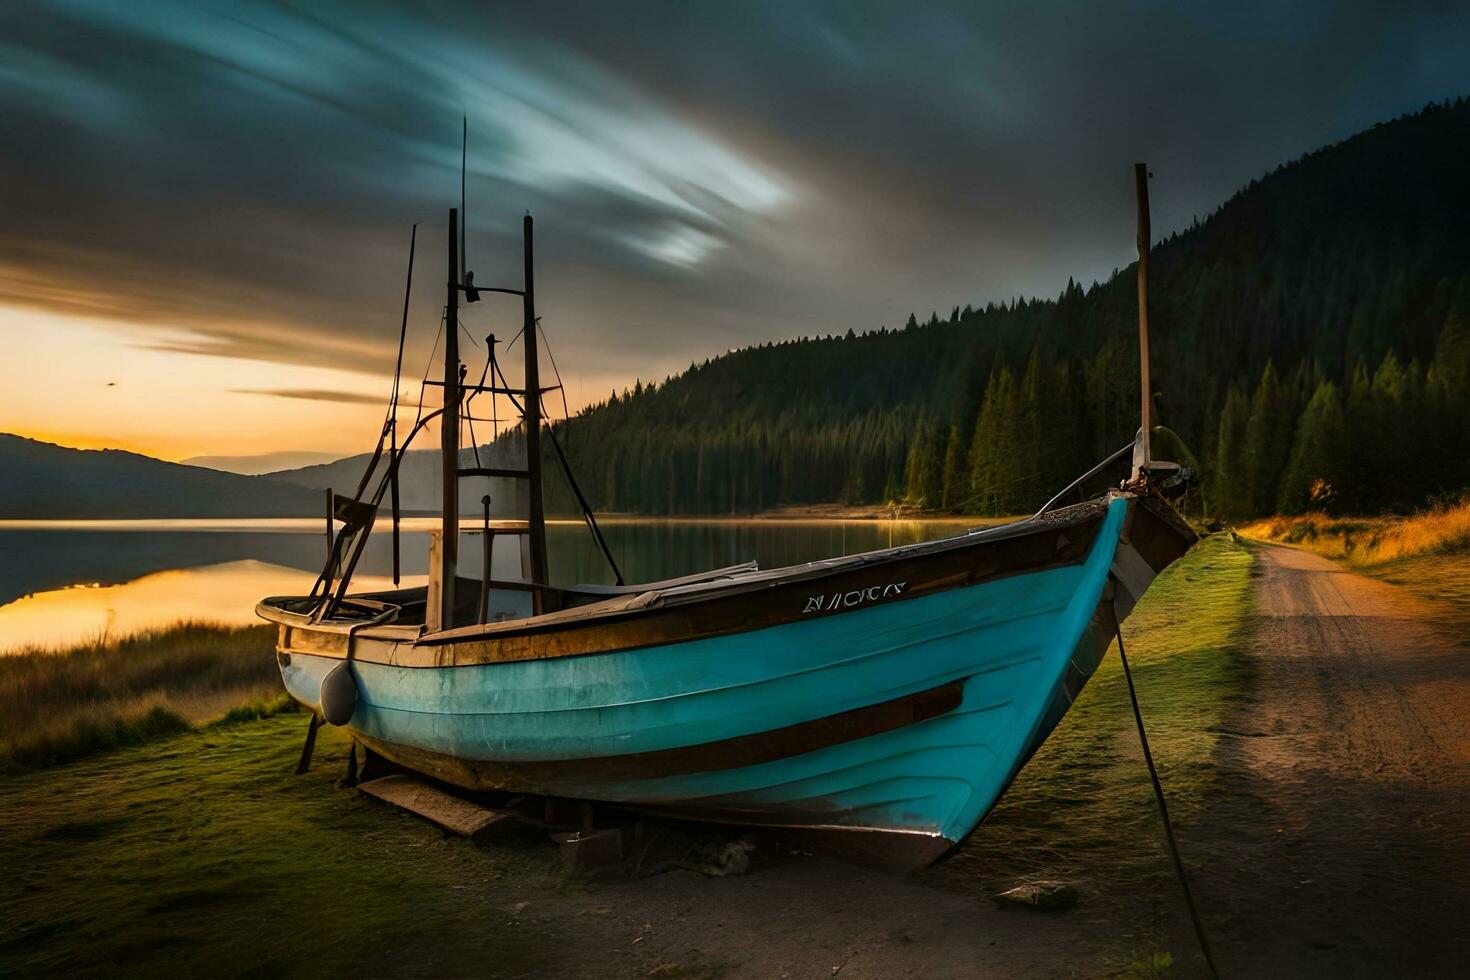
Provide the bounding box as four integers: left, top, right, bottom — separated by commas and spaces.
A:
262, 493, 1193, 870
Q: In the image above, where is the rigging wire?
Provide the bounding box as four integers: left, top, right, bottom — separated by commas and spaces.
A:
414, 313, 447, 426
462, 336, 494, 470
490, 337, 501, 439
489, 353, 623, 584
533, 319, 620, 581
386, 224, 417, 585
1109, 597, 1221, 979
538, 319, 573, 424
387, 225, 418, 429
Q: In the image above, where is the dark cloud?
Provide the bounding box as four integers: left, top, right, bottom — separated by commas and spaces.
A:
230, 388, 383, 405
3, 0, 1469, 396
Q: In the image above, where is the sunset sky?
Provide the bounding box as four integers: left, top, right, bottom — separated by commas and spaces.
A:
3, 0, 1469, 461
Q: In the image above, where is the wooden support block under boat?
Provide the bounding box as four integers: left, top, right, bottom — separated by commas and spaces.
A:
358, 774, 519, 839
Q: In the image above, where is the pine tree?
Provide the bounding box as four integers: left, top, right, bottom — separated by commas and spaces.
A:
939, 419, 968, 510
1244, 362, 1291, 516
902, 415, 945, 508
968, 367, 1024, 514
1278, 381, 1349, 513
1343, 360, 1375, 511
1016, 349, 1046, 508
1212, 386, 1250, 519
1429, 316, 1470, 491
1367, 352, 1411, 508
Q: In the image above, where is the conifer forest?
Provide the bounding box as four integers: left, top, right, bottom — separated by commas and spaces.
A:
525, 103, 1470, 519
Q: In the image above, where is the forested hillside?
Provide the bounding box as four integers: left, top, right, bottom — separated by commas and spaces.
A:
530, 101, 1470, 518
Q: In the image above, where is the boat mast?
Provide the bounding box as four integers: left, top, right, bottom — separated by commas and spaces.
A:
1134, 161, 1152, 475
522, 214, 550, 606
440, 208, 461, 628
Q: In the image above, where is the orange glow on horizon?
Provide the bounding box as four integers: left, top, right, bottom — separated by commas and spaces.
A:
1, 304, 619, 462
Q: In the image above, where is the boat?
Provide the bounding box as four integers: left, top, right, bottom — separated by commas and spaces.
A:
257, 163, 1195, 871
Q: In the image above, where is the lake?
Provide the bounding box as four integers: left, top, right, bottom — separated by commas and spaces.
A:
0, 517, 981, 652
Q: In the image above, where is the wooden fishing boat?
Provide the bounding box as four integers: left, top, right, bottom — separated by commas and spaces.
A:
258, 164, 1195, 871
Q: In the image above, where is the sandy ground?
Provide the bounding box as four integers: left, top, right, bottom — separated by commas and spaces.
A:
1190, 543, 1470, 977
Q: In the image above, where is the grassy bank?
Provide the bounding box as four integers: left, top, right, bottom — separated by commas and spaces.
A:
0, 624, 287, 773
1240, 497, 1470, 566
0, 717, 561, 977
1242, 499, 1470, 637
932, 534, 1255, 919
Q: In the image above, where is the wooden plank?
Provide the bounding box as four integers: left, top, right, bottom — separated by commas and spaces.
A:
425, 530, 442, 632
353, 679, 963, 790
358, 774, 516, 839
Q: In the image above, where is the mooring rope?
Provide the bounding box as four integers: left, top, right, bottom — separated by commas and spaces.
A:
1110, 597, 1221, 978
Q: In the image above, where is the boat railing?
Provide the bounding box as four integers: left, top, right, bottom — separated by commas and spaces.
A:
1030, 442, 1134, 521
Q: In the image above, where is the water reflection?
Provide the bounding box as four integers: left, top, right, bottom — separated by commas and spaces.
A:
0, 518, 977, 652
0, 561, 421, 651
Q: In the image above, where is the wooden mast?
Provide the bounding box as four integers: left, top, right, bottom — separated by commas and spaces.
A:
440, 208, 461, 629
522, 214, 550, 606
1134, 162, 1153, 474
1128, 161, 1152, 476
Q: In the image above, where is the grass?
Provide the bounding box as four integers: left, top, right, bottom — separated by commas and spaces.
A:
929, 534, 1255, 951
0, 623, 288, 773
0, 717, 558, 977
1241, 498, 1470, 637
1239, 496, 1470, 567
0, 539, 1256, 976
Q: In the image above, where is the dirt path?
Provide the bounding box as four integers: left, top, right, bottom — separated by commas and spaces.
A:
1194, 542, 1470, 976
485, 856, 1100, 980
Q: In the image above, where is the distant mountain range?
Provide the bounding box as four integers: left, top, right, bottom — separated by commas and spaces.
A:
0, 433, 525, 519
0, 434, 322, 518
182, 450, 341, 475
264, 441, 526, 518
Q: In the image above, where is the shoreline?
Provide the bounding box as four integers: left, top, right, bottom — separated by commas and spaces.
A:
0, 508, 1000, 527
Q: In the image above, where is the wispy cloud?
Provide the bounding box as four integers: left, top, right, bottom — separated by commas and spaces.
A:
620, 224, 725, 270
4, 0, 1470, 415
230, 388, 384, 405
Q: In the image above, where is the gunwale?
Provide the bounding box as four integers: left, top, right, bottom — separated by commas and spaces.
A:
261, 495, 1122, 668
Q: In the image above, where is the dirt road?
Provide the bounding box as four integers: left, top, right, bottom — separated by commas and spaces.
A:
1193, 542, 1470, 977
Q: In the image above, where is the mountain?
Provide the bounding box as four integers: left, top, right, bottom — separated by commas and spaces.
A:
0, 434, 323, 518
267, 443, 526, 518
522, 100, 1470, 519
182, 450, 341, 475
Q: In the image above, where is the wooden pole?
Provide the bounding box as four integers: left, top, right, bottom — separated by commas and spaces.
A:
522, 214, 550, 608
460, 117, 467, 284
479, 494, 492, 624
1134, 162, 1153, 474
441, 209, 460, 629
390, 427, 400, 585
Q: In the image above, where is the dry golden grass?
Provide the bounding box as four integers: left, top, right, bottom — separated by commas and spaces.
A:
1241, 496, 1470, 567
0, 623, 288, 772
